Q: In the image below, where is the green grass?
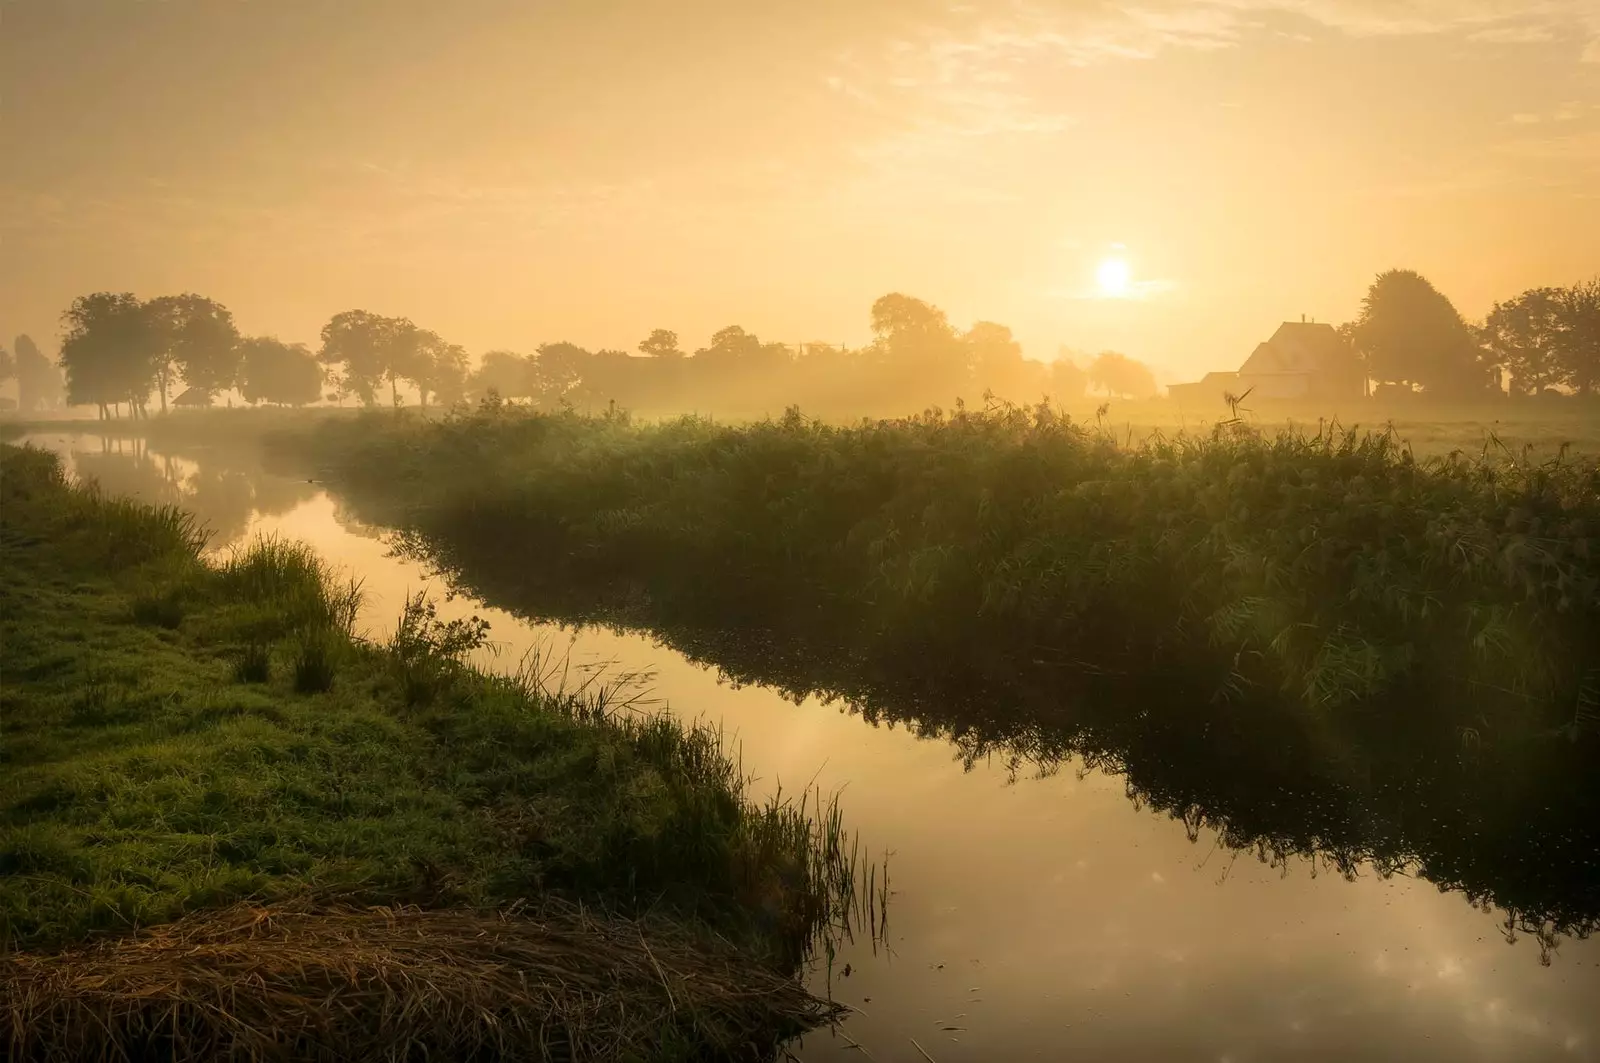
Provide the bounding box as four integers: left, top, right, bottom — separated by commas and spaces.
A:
0, 443, 871, 978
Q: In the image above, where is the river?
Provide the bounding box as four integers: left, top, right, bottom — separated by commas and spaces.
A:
25, 430, 1600, 1063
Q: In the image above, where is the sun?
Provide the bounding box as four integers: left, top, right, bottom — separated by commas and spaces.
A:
1096, 256, 1132, 297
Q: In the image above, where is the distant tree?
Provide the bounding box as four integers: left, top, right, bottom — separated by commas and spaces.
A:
638, 328, 684, 359
695, 325, 763, 368
1087, 351, 1157, 399
14, 335, 63, 411
1555, 277, 1600, 395
319, 310, 388, 405
965, 321, 1031, 398
1048, 350, 1089, 402
59, 292, 162, 418
868, 293, 969, 400
412, 330, 469, 408
531, 341, 590, 407
1354, 269, 1494, 396
469, 350, 534, 401
146, 293, 241, 410
0, 343, 13, 386
239, 337, 322, 406
1483, 288, 1564, 396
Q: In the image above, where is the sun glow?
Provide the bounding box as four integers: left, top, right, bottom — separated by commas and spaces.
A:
1096, 256, 1132, 297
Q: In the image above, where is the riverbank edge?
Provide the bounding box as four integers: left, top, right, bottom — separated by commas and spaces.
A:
0, 442, 857, 1061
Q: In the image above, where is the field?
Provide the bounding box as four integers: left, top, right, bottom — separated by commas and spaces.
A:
0, 443, 874, 1061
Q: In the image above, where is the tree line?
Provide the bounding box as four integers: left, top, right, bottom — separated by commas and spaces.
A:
34, 290, 1157, 419
1353, 270, 1599, 397
13, 268, 1598, 420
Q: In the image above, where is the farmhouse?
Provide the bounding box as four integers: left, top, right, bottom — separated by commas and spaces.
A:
1169, 319, 1366, 406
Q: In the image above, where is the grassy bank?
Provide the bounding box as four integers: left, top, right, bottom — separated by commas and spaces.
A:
0, 443, 871, 1060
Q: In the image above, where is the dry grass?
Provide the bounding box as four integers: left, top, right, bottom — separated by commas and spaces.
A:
2, 898, 842, 1062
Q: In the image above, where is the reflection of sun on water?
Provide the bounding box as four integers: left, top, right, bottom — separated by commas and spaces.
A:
1097, 256, 1132, 297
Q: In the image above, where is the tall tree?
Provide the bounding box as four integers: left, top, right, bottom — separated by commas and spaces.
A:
531, 342, 590, 407
638, 328, 684, 359
868, 293, 968, 398
411, 329, 469, 408
1483, 287, 1564, 395
1555, 278, 1600, 396
966, 321, 1032, 398
14, 335, 63, 411
239, 337, 323, 406
1354, 269, 1493, 396
1087, 351, 1157, 399
319, 310, 405, 406
59, 293, 162, 418
0, 344, 13, 387
1049, 350, 1089, 402
468, 350, 534, 401
146, 293, 241, 410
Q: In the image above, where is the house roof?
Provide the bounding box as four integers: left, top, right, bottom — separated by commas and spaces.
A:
173, 387, 213, 407
1239, 321, 1348, 376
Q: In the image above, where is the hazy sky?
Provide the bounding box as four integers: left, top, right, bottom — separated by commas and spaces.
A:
2, 0, 1597, 380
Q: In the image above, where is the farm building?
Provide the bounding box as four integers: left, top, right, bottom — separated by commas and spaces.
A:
1169, 319, 1367, 406
172, 387, 213, 408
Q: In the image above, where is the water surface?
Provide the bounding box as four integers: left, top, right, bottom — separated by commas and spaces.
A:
29, 432, 1600, 1063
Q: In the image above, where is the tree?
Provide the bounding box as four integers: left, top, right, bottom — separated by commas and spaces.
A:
1087, 351, 1157, 399
469, 350, 534, 401
14, 335, 63, 411
146, 293, 241, 410
319, 310, 387, 405
1483, 288, 1564, 396
966, 321, 1030, 398
1048, 350, 1089, 402
531, 341, 590, 407
1555, 278, 1600, 396
59, 292, 162, 418
868, 293, 968, 399
239, 337, 322, 406
412, 330, 469, 408
1354, 269, 1493, 396
0, 344, 13, 386
638, 328, 684, 359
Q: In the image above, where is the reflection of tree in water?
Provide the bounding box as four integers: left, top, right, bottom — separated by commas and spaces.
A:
64, 440, 317, 549
331, 497, 388, 541
371, 519, 1600, 965
71, 442, 184, 510
249, 472, 318, 519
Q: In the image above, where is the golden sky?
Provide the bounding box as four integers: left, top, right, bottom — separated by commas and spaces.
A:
2, 0, 1597, 380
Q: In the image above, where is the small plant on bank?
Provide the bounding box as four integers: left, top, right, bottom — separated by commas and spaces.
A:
232, 642, 271, 683
387, 592, 490, 706
292, 628, 340, 693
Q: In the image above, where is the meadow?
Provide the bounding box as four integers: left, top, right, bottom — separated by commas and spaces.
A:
0, 443, 875, 1061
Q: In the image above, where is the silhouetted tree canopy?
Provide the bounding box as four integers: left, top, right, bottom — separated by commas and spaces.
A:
1355, 270, 1494, 396
1483, 288, 1564, 396
13, 334, 63, 411
1088, 351, 1158, 399
147, 293, 241, 410
240, 337, 322, 406
59, 292, 163, 419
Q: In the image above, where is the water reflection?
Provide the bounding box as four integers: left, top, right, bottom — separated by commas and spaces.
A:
22, 432, 1600, 1063
46, 434, 317, 549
